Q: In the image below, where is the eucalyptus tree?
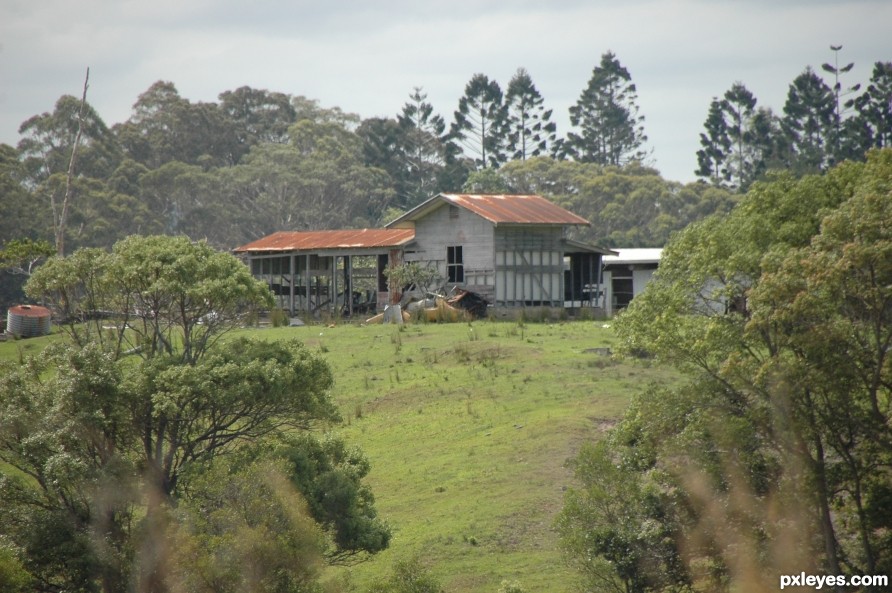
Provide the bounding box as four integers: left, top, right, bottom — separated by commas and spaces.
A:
114, 80, 243, 169
566, 51, 647, 165
596, 150, 892, 589
16, 94, 121, 187
503, 68, 557, 161
781, 67, 836, 174
450, 73, 507, 169
218, 85, 297, 146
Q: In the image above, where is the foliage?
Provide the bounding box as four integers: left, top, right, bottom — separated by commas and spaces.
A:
384, 261, 443, 294
450, 73, 506, 169
498, 157, 736, 247
367, 558, 443, 593
26, 235, 274, 362
272, 434, 392, 563
503, 68, 557, 161
557, 438, 689, 593
566, 51, 648, 165
0, 238, 54, 276
168, 458, 327, 593
570, 149, 892, 591
1, 237, 398, 593
781, 67, 836, 175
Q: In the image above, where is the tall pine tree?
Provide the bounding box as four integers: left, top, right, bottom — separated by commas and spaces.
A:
503, 68, 557, 161
853, 61, 892, 149
566, 51, 647, 166
397, 87, 447, 207
695, 97, 731, 185
449, 74, 506, 169
781, 67, 836, 174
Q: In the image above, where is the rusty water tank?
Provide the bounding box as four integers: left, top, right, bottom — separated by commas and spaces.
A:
6, 305, 52, 337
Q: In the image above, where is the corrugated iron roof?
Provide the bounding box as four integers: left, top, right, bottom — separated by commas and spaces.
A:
388, 193, 590, 227
233, 229, 415, 253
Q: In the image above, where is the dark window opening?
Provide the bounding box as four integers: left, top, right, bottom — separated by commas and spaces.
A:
447, 245, 464, 283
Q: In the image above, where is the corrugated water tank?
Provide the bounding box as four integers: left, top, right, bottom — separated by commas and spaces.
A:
6, 305, 52, 337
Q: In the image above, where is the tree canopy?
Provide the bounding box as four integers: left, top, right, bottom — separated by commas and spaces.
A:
1, 236, 390, 592
560, 148, 892, 592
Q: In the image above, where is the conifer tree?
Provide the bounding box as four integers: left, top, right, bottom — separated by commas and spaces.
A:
781, 67, 836, 174
503, 68, 557, 161
449, 74, 507, 169
566, 51, 647, 166
397, 87, 447, 206
696, 97, 731, 185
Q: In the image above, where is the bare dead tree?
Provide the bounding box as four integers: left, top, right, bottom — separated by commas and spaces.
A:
55, 67, 90, 256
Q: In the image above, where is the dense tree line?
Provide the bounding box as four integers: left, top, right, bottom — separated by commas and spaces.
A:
559, 149, 892, 592
696, 48, 892, 192
2, 50, 889, 311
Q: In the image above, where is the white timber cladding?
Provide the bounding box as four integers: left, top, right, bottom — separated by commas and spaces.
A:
405, 203, 496, 295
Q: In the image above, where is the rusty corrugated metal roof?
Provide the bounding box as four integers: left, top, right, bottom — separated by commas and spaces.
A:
233, 229, 415, 253
388, 194, 590, 227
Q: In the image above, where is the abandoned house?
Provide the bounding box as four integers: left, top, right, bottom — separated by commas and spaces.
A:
233, 193, 616, 318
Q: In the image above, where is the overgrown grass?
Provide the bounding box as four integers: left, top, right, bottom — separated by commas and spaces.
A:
0, 319, 678, 592
240, 319, 679, 593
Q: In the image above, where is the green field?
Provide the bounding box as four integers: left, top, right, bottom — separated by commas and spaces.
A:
261, 318, 676, 593
1, 318, 678, 592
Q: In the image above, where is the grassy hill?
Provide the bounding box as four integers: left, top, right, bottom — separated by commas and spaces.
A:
248, 318, 678, 593
0, 318, 679, 592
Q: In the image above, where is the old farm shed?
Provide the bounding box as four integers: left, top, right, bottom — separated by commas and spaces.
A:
234, 194, 615, 318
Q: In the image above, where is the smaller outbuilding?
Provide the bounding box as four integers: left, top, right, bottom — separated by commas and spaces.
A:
601, 248, 662, 316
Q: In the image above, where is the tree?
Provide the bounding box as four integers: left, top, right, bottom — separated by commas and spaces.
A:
0, 239, 54, 277
696, 97, 731, 185
781, 67, 836, 174
853, 61, 892, 149
821, 45, 863, 163
566, 51, 647, 165
450, 74, 507, 169
602, 149, 892, 590
4, 236, 388, 592
217, 85, 297, 146
397, 87, 448, 207
722, 83, 760, 189
26, 235, 274, 362
558, 440, 688, 593
114, 81, 243, 169
17, 92, 120, 188
503, 68, 557, 161
167, 458, 327, 593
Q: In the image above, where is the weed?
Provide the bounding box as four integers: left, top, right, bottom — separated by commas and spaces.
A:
354, 403, 363, 419
270, 308, 288, 327
454, 343, 472, 363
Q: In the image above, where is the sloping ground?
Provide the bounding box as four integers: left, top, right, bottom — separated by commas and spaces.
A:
256, 319, 678, 593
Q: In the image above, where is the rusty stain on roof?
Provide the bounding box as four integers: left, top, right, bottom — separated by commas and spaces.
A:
234, 229, 415, 253
442, 194, 590, 225
7, 304, 51, 317
388, 194, 590, 227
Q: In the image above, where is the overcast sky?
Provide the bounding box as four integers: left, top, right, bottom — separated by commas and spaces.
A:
1, 0, 889, 183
